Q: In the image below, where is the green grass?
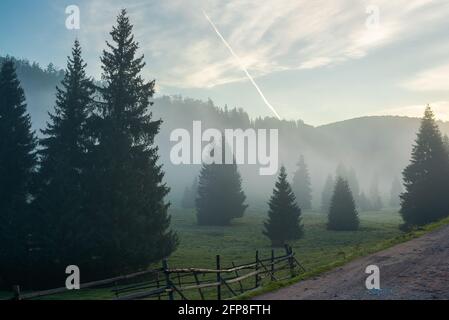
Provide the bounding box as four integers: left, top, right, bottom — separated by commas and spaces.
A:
2, 208, 448, 300
237, 213, 449, 299
167, 209, 403, 272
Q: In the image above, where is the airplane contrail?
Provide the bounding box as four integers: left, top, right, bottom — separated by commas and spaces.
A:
202, 10, 282, 120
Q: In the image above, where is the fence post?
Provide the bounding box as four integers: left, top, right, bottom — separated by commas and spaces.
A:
216, 255, 221, 300
163, 259, 174, 300
271, 249, 275, 281
12, 285, 21, 301
255, 250, 260, 288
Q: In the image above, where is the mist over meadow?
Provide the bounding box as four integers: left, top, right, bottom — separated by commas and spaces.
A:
3, 56, 449, 210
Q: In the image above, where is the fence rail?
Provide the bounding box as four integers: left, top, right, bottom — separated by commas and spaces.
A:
10, 245, 305, 301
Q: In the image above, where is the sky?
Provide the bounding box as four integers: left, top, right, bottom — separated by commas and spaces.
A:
1, 0, 449, 125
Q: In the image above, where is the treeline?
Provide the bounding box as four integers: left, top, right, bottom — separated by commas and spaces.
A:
6, 54, 448, 209
182, 105, 449, 245
0, 10, 177, 289
0, 56, 64, 89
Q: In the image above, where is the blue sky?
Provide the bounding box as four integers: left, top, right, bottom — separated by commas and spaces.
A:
1, 0, 449, 125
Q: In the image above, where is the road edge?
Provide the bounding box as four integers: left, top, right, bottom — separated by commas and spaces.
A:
238, 216, 449, 300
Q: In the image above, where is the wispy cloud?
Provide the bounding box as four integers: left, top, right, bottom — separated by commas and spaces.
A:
76, 0, 449, 89
402, 63, 449, 92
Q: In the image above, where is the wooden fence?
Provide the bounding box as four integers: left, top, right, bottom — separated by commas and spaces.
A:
10, 245, 305, 300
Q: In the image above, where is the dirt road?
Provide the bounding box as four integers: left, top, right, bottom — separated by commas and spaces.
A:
255, 224, 449, 300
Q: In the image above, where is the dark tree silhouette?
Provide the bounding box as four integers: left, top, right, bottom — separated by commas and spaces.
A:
328, 177, 359, 231
85, 10, 177, 277
196, 146, 247, 226
33, 40, 95, 282
400, 106, 449, 227
336, 164, 360, 206
264, 166, 303, 247
0, 60, 37, 285
292, 155, 312, 210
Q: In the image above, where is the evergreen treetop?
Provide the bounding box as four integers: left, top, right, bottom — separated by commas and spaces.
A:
85, 9, 177, 276
39, 40, 94, 174
0, 59, 37, 214
327, 177, 359, 231
196, 147, 247, 226
400, 106, 449, 226
264, 166, 303, 247
33, 40, 95, 281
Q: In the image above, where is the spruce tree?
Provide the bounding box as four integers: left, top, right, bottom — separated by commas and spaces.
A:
336, 164, 360, 205
400, 106, 449, 227
264, 166, 303, 247
196, 157, 247, 226
328, 177, 359, 231
33, 41, 94, 280
292, 155, 312, 210
321, 174, 335, 213
0, 60, 37, 285
86, 10, 177, 276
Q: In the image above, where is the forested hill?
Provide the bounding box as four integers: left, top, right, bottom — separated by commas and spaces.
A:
0, 56, 64, 130
2, 56, 448, 207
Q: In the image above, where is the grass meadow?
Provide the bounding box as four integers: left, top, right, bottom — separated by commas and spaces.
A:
1, 208, 414, 300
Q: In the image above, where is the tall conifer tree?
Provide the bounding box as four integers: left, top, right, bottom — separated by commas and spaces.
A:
196, 153, 247, 226
34, 41, 94, 279
328, 177, 359, 231
264, 166, 303, 247
0, 60, 37, 285
86, 10, 177, 276
400, 106, 449, 227
336, 164, 360, 205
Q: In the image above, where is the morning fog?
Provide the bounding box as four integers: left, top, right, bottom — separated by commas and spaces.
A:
170, 121, 278, 176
